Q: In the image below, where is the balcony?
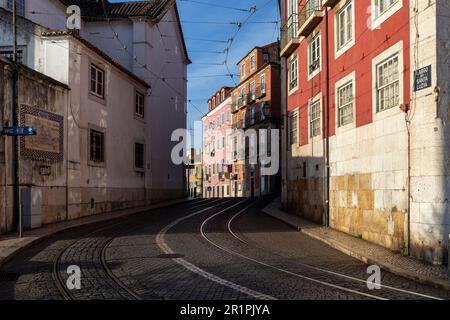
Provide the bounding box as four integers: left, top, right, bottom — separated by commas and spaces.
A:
247, 92, 256, 104
232, 101, 239, 113
240, 96, 247, 108
322, 0, 340, 8
280, 14, 300, 58
297, 0, 324, 38
256, 86, 266, 99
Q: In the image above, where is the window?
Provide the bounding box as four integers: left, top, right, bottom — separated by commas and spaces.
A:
371, 0, 402, 29
336, 1, 353, 52
242, 111, 246, 129
289, 56, 298, 92
337, 81, 354, 127
263, 53, 269, 64
222, 91, 226, 101
250, 106, 255, 125
249, 134, 256, 157
90, 129, 105, 163
90, 64, 105, 98
212, 97, 216, 108
376, 54, 400, 112
135, 92, 145, 118
375, 0, 399, 17
250, 55, 255, 71
241, 87, 247, 104
250, 82, 255, 100
227, 110, 231, 122
134, 143, 145, 169
309, 34, 321, 75
234, 94, 239, 110
260, 74, 266, 94
288, 0, 298, 39
309, 99, 321, 137
7, 0, 25, 16
241, 63, 246, 78
289, 111, 298, 145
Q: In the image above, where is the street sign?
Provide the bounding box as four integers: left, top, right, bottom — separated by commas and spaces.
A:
414, 65, 432, 92
1, 126, 37, 136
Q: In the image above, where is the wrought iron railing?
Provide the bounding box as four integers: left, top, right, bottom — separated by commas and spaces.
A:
298, 0, 321, 29
280, 13, 298, 51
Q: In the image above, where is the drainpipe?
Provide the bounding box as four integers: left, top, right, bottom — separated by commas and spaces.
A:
12, 0, 21, 237
324, 6, 330, 227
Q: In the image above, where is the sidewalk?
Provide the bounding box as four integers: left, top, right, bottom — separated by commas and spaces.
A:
262, 198, 450, 291
0, 197, 194, 268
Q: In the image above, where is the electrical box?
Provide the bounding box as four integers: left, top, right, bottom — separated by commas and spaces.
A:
22, 187, 42, 230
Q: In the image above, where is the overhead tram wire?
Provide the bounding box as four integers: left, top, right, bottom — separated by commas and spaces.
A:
178, 0, 253, 13
99, 14, 206, 117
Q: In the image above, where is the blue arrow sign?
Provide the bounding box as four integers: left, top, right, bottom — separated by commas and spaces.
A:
1, 126, 37, 137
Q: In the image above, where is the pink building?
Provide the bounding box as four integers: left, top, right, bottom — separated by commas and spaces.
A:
202, 87, 234, 198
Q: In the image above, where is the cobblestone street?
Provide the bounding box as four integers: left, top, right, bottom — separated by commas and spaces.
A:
0, 198, 449, 301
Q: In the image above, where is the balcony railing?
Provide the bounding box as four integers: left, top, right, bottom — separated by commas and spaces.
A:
322, 0, 340, 8
256, 85, 266, 99
240, 96, 247, 108
298, 0, 324, 37
280, 14, 300, 57
247, 92, 256, 104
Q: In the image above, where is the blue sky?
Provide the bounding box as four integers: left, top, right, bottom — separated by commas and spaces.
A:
111, 0, 280, 130
178, 0, 280, 130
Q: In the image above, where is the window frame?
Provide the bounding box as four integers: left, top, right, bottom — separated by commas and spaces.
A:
241, 62, 246, 79
288, 110, 299, 146
371, 41, 404, 121
376, 54, 400, 113
134, 142, 145, 171
135, 91, 145, 118
90, 63, 105, 99
334, 71, 356, 132
288, 54, 298, 95
309, 95, 322, 138
260, 74, 266, 94
334, 0, 355, 59
371, 0, 402, 29
308, 33, 322, 79
88, 127, 106, 166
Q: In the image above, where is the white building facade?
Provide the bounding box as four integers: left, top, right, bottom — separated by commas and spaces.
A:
0, 0, 190, 231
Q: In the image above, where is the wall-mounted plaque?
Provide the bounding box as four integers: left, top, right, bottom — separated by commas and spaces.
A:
20, 105, 64, 161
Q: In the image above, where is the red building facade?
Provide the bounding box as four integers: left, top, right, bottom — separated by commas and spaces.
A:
280, 0, 424, 257
280, 0, 450, 264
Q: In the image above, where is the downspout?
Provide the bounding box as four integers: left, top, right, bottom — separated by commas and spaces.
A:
324, 6, 330, 227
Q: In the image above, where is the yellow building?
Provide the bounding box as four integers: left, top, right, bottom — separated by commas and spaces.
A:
187, 149, 203, 198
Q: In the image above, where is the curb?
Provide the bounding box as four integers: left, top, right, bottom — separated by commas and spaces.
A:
262, 204, 450, 292
0, 198, 196, 270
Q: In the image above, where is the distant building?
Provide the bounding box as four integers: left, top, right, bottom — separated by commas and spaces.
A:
186, 149, 203, 198
279, 0, 450, 264
231, 42, 281, 198
202, 87, 233, 198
